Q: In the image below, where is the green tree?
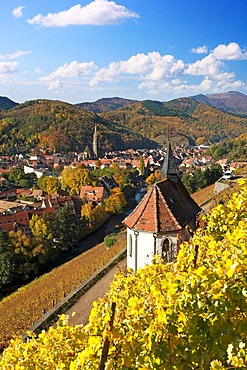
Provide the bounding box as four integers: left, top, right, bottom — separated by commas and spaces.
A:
37, 176, 61, 194
19, 179, 31, 188
8, 167, 25, 185
0, 232, 16, 289
51, 205, 80, 250
204, 164, 223, 186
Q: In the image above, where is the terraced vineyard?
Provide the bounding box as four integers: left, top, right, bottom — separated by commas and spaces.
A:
0, 232, 126, 350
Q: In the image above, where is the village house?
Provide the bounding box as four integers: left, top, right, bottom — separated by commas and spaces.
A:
216, 158, 230, 171
0, 200, 28, 214
80, 185, 107, 206
0, 210, 31, 236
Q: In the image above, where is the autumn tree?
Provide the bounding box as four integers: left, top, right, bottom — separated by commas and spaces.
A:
61, 167, 97, 195
29, 214, 54, 261
8, 230, 43, 279
146, 169, 162, 188
104, 187, 127, 214
46, 176, 61, 195
81, 203, 106, 228
37, 176, 61, 194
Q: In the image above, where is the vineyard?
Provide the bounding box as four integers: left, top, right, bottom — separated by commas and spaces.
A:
0, 232, 126, 350
0, 180, 246, 369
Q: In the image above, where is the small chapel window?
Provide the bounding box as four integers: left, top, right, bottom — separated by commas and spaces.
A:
129, 234, 133, 257
162, 237, 172, 263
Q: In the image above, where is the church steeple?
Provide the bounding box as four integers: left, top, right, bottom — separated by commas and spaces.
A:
92, 124, 98, 159
160, 141, 178, 181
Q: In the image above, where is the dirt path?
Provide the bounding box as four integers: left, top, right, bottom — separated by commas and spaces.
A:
66, 257, 127, 326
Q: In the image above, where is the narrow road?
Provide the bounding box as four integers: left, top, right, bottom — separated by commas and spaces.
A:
67, 257, 127, 326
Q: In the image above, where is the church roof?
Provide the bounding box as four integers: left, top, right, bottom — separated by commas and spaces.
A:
123, 177, 201, 233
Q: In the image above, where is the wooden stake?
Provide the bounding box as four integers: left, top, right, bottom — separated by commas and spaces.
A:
98, 302, 116, 370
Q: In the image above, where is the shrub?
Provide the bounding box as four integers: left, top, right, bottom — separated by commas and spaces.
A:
104, 234, 117, 249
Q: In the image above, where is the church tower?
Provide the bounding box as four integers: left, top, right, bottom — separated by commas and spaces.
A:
92, 124, 98, 159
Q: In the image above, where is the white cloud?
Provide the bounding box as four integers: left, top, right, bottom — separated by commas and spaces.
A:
89, 52, 185, 86
40, 61, 98, 89
41, 61, 97, 80
198, 77, 212, 91
0, 61, 18, 75
191, 45, 208, 54
47, 80, 62, 90
0, 50, 31, 61
27, 0, 139, 27
184, 54, 222, 76
37, 42, 247, 99
12, 6, 25, 18
212, 42, 247, 60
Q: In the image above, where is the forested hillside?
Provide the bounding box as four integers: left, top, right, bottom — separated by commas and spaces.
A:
191, 91, 247, 116
0, 99, 156, 154
1, 94, 247, 154
0, 97, 18, 111
206, 133, 247, 160
76, 97, 138, 113
1, 180, 246, 369
102, 98, 247, 146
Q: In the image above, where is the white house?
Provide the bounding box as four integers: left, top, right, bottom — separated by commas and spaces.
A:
123, 143, 201, 272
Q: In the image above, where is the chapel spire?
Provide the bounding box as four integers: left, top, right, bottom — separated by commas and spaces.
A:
160, 127, 178, 181
160, 141, 178, 179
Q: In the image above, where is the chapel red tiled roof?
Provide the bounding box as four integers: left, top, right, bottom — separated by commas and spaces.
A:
123, 177, 201, 233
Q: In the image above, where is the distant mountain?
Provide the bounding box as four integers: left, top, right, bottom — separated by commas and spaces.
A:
101, 97, 247, 146
0, 99, 156, 155
76, 97, 138, 113
190, 91, 247, 116
0, 96, 18, 110
1, 94, 247, 155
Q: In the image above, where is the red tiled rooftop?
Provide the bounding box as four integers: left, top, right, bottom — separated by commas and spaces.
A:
124, 178, 201, 233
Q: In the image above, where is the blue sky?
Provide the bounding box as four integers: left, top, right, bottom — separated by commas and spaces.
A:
1, 0, 247, 104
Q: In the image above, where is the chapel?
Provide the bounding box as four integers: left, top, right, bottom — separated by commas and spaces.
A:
123, 142, 201, 272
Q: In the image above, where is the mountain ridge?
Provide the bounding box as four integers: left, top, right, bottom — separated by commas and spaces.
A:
0, 99, 156, 155
0, 92, 247, 155
0, 96, 19, 110
190, 91, 247, 116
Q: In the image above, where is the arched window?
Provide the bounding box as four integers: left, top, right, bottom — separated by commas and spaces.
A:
129, 234, 133, 257
161, 237, 172, 263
